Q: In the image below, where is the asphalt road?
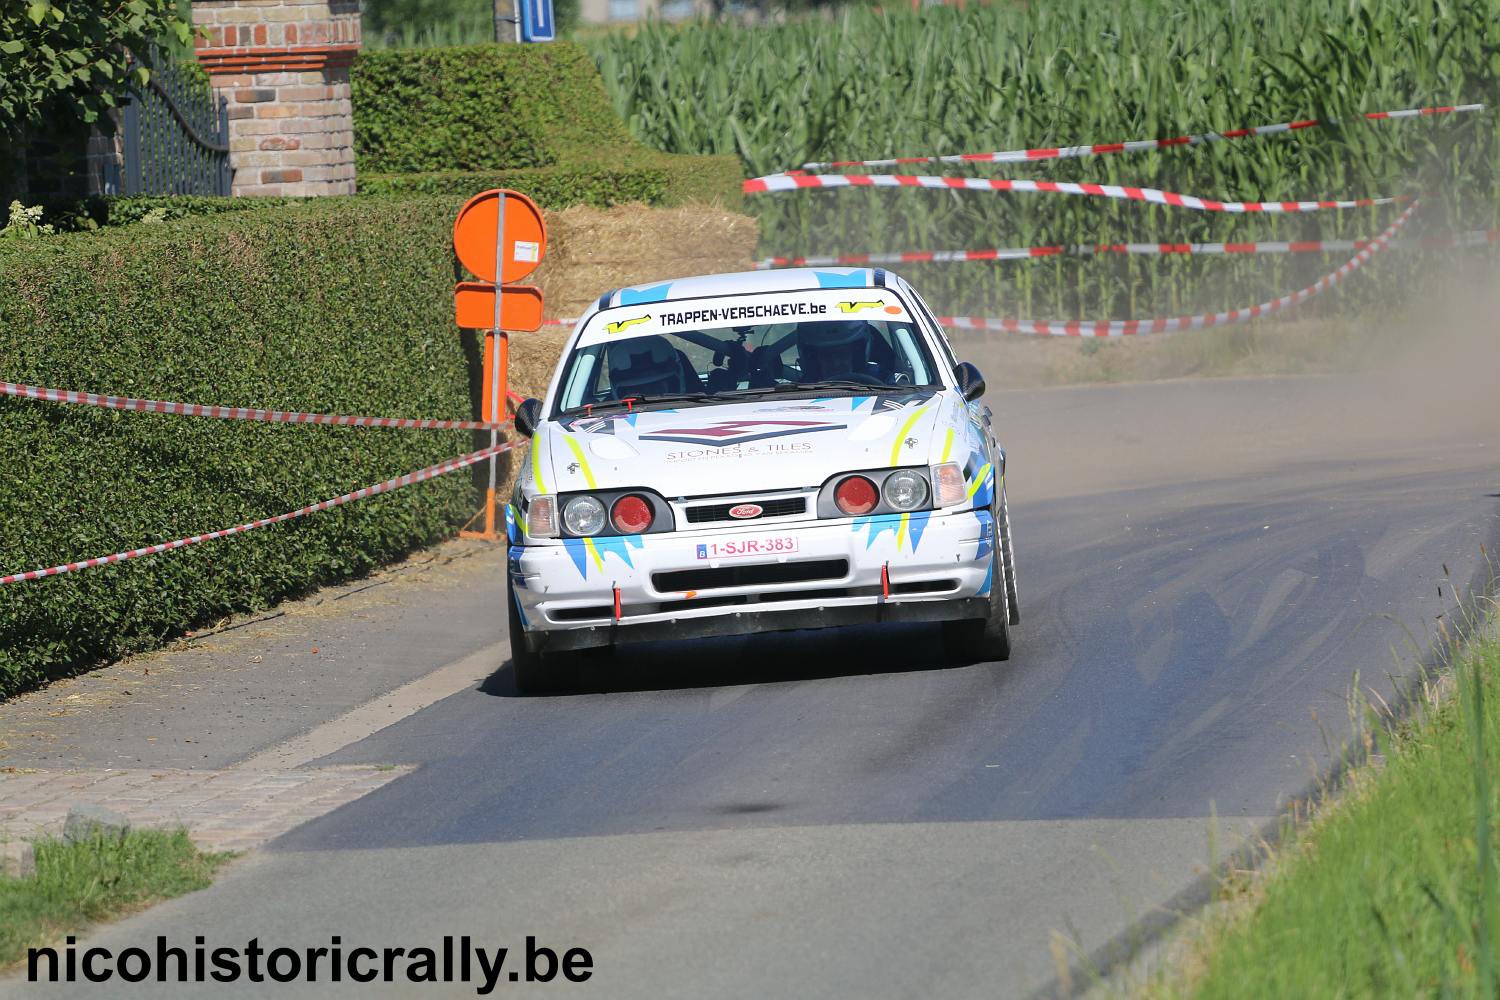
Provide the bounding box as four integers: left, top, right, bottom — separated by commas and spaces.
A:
8, 366, 1498, 999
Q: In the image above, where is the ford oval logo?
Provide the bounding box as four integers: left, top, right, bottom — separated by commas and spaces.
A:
728, 503, 763, 520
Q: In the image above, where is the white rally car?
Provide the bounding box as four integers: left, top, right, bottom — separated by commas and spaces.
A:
506, 267, 1017, 692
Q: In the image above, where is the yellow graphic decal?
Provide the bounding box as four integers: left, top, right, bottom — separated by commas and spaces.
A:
837, 301, 884, 314
583, 537, 604, 572
940, 427, 954, 463
967, 463, 993, 498
605, 315, 651, 334
895, 511, 910, 550
562, 434, 598, 489
530, 430, 548, 495
889, 406, 929, 466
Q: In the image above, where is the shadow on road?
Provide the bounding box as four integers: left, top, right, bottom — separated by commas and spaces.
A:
479, 621, 996, 697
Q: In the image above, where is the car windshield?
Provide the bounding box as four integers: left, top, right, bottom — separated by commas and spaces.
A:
554, 318, 941, 414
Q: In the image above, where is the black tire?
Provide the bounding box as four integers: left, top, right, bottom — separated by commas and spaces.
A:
998, 487, 1020, 626
942, 507, 1013, 663
507, 574, 577, 695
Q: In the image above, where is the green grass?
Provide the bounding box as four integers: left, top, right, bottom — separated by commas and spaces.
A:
0, 829, 230, 971
1172, 614, 1500, 997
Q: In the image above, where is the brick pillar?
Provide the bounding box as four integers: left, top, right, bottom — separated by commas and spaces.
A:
192, 1, 361, 197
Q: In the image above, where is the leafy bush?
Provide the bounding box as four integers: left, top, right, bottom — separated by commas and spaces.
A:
352, 46, 558, 173
352, 42, 743, 206
0, 194, 492, 698
0, 0, 192, 132
3, 195, 296, 234
359, 153, 745, 209
0, 201, 54, 239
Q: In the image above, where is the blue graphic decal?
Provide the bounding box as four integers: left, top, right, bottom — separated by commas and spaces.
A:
974, 509, 994, 563
507, 543, 528, 589
852, 511, 929, 553
620, 283, 673, 305
907, 509, 931, 550
562, 534, 645, 579
853, 513, 901, 549
563, 537, 591, 577
974, 509, 997, 597
625, 412, 639, 427
814, 270, 868, 289
504, 503, 520, 545
592, 534, 644, 568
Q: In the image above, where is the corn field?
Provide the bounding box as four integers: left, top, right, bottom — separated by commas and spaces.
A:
589, 0, 1500, 319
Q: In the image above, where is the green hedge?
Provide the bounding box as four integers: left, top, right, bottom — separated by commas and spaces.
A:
352, 42, 742, 207
359, 153, 745, 209
9, 195, 297, 234
0, 194, 487, 698
351, 46, 559, 173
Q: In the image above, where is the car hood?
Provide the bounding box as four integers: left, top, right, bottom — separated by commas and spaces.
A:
534, 390, 953, 498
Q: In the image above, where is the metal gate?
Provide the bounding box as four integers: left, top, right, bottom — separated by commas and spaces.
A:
119, 48, 232, 196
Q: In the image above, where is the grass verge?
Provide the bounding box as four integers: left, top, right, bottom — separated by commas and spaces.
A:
1150, 607, 1500, 997
0, 829, 230, 972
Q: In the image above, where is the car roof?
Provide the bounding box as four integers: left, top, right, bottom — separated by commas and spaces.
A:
595, 266, 891, 310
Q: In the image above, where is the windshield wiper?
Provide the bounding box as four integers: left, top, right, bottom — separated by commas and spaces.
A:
717, 380, 887, 397
564, 392, 715, 416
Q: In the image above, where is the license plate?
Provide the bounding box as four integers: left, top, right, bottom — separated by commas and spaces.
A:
696, 536, 799, 560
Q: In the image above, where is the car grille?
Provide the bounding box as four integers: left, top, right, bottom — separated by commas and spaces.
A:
684, 496, 806, 524
653, 558, 847, 593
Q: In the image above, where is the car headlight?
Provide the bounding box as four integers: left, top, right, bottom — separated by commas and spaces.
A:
833, 475, 880, 516
882, 469, 928, 511
563, 495, 607, 536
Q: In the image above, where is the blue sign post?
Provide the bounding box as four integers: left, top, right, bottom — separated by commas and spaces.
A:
518, 0, 555, 42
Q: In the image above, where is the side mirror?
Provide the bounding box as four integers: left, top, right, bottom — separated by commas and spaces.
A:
953, 362, 986, 402
514, 398, 543, 438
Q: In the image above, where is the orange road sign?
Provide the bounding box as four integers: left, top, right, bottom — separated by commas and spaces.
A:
452, 189, 547, 283
454, 283, 544, 331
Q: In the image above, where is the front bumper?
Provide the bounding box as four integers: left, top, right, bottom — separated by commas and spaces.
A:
510, 507, 996, 652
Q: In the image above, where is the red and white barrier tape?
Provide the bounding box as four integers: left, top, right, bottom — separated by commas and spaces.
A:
936, 200, 1420, 337
798, 103, 1487, 170
0, 441, 522, 586
753, 229, 1500, 268
0, 382, 508, 432
743, 172, 1405, 213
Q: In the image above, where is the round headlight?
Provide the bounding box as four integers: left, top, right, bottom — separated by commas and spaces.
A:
834, 475, 879, 516
563, 495, 607, 536
882, 470, 928, 511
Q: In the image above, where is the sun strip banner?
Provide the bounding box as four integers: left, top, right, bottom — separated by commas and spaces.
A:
0, 442, 523, 585
743, 172, 1406, 212
795, 103, 1487, 170
0, 382, 509, 432
752, 229, 1500, 268
937, 200, 1421, 337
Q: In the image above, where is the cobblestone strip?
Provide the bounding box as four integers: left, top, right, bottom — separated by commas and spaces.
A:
0, 765, 411, 854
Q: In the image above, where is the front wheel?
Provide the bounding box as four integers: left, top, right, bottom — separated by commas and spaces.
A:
507, 574, 577, 695
942, 517, 1013, 663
